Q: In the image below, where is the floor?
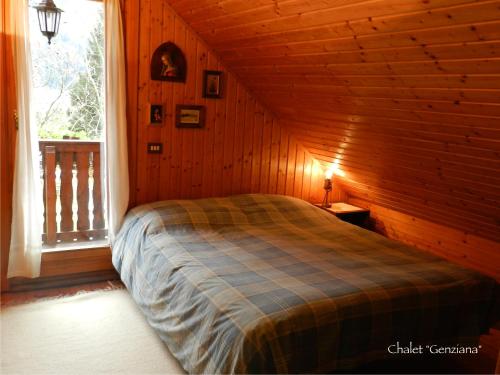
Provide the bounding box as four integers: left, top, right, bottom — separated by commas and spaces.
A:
1, 282, 498, 374
1, 286, 185, 375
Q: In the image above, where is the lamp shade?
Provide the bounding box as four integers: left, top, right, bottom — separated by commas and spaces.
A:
33, 0, 63, 45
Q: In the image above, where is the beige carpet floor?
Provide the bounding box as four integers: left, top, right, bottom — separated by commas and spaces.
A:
1, 289, 186, 375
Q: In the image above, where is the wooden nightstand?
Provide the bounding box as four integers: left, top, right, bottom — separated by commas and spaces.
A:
314, 202, 370, 228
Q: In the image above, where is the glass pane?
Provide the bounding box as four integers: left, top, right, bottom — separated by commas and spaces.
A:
45, 11, 56, 33
29, 0, 104, 141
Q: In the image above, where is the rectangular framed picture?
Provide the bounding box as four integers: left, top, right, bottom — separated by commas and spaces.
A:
150, 104, 163, 125
203, 70, 223, 99
175, 105, 205, 128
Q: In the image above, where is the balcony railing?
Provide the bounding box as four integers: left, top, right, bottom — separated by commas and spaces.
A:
40, 140, 107, 246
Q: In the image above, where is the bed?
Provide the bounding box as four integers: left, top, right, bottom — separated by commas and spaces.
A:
113, 194, 497, 374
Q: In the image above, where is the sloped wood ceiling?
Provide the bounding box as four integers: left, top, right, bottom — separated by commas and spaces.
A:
166, 0, 500, 243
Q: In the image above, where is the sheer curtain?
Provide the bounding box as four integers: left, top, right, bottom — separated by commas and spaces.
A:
104, 0, 129, 243
8, 0, 44, 278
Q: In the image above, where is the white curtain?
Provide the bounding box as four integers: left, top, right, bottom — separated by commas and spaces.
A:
8, 0, 44, 278
104, 0, 129, 243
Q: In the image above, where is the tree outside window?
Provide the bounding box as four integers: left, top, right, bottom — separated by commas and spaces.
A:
30, 0, 104, 141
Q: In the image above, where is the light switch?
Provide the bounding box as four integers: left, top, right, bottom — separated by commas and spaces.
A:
147, 143, 163, 154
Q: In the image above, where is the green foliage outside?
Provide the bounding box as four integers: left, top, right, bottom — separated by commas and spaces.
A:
67, 14, 104, 140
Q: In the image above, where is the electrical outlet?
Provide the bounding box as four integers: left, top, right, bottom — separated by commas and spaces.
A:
147, 143, 163, 154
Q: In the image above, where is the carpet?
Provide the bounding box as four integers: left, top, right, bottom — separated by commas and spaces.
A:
1, 289, 186, 374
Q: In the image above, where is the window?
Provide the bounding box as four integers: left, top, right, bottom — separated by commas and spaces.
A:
30, 0, 107, 248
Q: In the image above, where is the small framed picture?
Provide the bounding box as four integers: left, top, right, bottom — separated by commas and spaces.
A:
203, 70, 223, 99
150, 104, 163, 124
175, 105, 205, 128
150, 42, 186, 83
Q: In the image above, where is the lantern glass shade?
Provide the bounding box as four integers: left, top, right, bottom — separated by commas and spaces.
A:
34, 0, 62, 45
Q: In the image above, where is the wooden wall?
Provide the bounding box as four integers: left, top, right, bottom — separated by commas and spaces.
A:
122, 0, 325, 207
167, 0, 500, 275
350, 197, 500, 280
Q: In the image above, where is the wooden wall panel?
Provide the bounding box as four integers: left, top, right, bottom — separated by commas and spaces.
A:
122, 0, 324, 206
167, 0, 500, 275
348, 197, 500, 281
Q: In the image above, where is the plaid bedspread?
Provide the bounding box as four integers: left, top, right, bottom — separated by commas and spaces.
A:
113, 194, 497, 374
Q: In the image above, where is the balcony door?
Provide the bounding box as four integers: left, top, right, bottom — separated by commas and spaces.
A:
29, 0, 106, 249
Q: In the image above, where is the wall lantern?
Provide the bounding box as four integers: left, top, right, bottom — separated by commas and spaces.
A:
33, 0, 63, 45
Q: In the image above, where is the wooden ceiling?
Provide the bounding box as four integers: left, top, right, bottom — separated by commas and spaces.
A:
166, 0, 500, 242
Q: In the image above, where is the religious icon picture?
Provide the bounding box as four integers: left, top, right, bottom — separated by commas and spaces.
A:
150, 104, 163, 125
151, 42, 186, 82
203, 70, 223, 99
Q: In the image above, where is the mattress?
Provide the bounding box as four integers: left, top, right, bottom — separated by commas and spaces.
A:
112, 194, 497, 374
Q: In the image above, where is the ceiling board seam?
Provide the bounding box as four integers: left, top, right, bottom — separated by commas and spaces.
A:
249, 83, 500, 92
296, 141, 500, 169
278, 110, 500, 131
289, 137, 500, 166
270, 101, 500, 118
192, 0, 491, 34
286, 126, 500, 156
266, 94, 500, 106
214, 18, 500, 52
262, 99, 500, 119
232, 56, 500, 68
309, 152, 500, 176
286, 119, 500, 141
224, 39, 500, 63
241, 73, 500, 77
309, 152, 500, 175
285, 123, 500, 144
184, 0, 369, 21
188, 0, 375, 27
254, 91, 500, 106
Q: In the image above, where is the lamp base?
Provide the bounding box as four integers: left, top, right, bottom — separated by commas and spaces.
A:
321, 189, 332, 208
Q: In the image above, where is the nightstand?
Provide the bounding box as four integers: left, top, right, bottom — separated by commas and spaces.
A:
314, 202, 370, 228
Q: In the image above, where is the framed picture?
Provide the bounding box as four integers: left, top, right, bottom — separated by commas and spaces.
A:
151, 42, 187, 82
176, 105, 205, 128
150, 104, 163, 124
203, 70, 223, 99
